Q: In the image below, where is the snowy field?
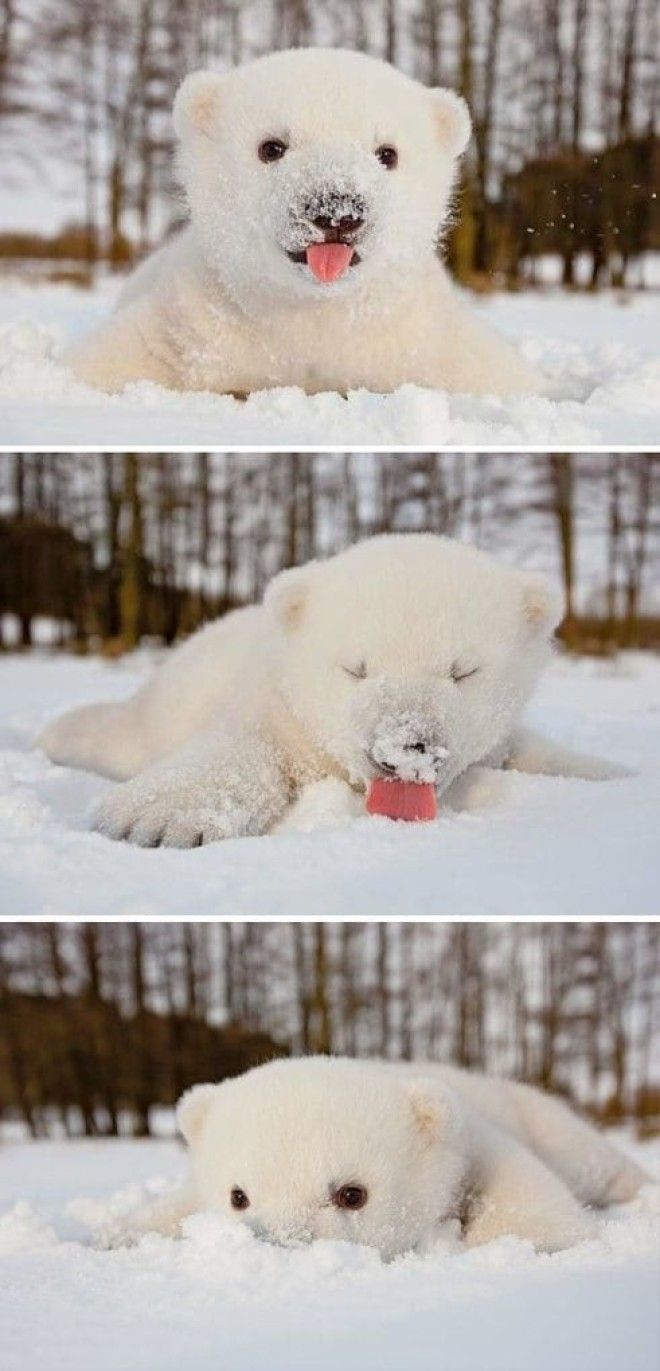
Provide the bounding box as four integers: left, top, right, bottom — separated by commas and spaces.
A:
0, 648, 658, 918
1, 1128, 658, 1371
0, 274, 658, 446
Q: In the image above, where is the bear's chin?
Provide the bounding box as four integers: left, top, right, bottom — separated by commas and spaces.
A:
282, 259, 367, 299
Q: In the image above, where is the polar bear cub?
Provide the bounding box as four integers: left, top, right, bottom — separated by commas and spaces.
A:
39, 533, 624, 847
66, 48, 540, 398
103, 1057, 649, 1256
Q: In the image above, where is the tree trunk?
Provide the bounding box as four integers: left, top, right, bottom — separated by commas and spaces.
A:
118, 455, 144, 650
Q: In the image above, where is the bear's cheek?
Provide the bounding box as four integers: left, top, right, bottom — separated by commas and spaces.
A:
197, 161, 259, 232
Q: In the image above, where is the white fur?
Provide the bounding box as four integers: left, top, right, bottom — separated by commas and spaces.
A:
38, 533, 625, 847
65, 48, 540, 398
101, 1057, 649, 1256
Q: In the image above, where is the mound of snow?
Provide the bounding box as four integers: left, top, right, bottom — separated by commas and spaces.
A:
0, 279, 657, 444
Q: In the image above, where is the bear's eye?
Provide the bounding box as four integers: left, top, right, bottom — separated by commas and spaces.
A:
333, 1183, 368, 1211
375, 144, 398, 169
451, 664, 479, 683
342, 661, 367, 680
230, 1186, 250, 1210
258, 138, 288, 163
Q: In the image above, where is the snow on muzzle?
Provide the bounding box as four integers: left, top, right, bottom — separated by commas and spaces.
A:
368, 725, 449, 783
356, 681, 452, 785
245, 1214, 314, 1247
287, 190, 367, 282
274, 149, 384, 283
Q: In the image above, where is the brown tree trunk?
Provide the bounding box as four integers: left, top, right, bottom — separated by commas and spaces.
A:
549, 453, 575, 637
118, 455, 144, 650
129, 924, 151, 1136
309, 925, 332, 1054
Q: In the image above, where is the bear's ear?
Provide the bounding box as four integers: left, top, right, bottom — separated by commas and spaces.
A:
430, 88, 472, 159
520, 573, 564, 635
176, 1082, 218, 1146
264, 564, 315, 632
173, 71, 223, 140
405, 1079, 452, 1149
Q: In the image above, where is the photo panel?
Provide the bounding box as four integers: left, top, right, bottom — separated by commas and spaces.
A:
0, 919, 658, 1371
0, 450, 657, 919
0, 2, 657, 447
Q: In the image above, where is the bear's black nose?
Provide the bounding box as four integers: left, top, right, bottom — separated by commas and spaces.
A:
303, 193, 366, 238
312, 212, 364, 238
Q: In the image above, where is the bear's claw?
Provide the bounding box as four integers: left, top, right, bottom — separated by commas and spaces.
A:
94, 785, 247, 847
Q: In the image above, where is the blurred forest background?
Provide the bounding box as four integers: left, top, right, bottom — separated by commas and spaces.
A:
0, 921, 657, 1138
0, 0, 657, 288
0, 451, 657, 654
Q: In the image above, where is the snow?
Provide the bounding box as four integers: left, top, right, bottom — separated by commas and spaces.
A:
0, 274, 658, 445
0, 1130, 658, 1371
0, 649, 658, 917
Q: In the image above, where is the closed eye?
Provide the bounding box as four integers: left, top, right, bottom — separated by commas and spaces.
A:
342, 662, 367, 680
451, 664, 479, 683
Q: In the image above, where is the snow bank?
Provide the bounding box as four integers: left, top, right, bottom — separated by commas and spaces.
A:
0, 277, 658, 444
0, 1134, 658, 1371
0, 650, 658, 916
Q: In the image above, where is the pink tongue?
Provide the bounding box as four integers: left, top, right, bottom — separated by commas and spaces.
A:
306, 242, 354, 283
366, 779, 438, 823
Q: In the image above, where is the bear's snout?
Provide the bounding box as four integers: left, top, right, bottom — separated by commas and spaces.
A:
282, 155, 380, 241
284, 184, 371, 280
368, 732, 449, 784
285, 186, 370, 268
302, 191, 366, 241
353, 679, 454, 785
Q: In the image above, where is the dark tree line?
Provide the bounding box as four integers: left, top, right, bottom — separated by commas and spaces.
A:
0, 1, 657, 286
0, 452, 657, 653
0, 921, 657, 1137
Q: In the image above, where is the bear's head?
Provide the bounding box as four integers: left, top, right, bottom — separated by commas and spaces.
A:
264, 533, 563, 794
177, 1057, 467, 1257
173, 48, 470, 311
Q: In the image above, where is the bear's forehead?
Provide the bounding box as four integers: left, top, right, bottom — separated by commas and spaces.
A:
224, 55, 427, 137
315, 545, 516, 605
206, 1094, 410, 1185
310, 568, 517, 634
211, 1074, 409, 1137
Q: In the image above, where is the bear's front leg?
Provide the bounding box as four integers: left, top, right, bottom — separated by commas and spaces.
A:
94, 726, 290, 847
65, 297, 176, 394
95, 1186, 197, 1249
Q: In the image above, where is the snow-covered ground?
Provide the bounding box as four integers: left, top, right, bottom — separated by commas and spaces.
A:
0, 649, 658, 917
0, 274, 658, 446
1, 1129, 658, 1371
